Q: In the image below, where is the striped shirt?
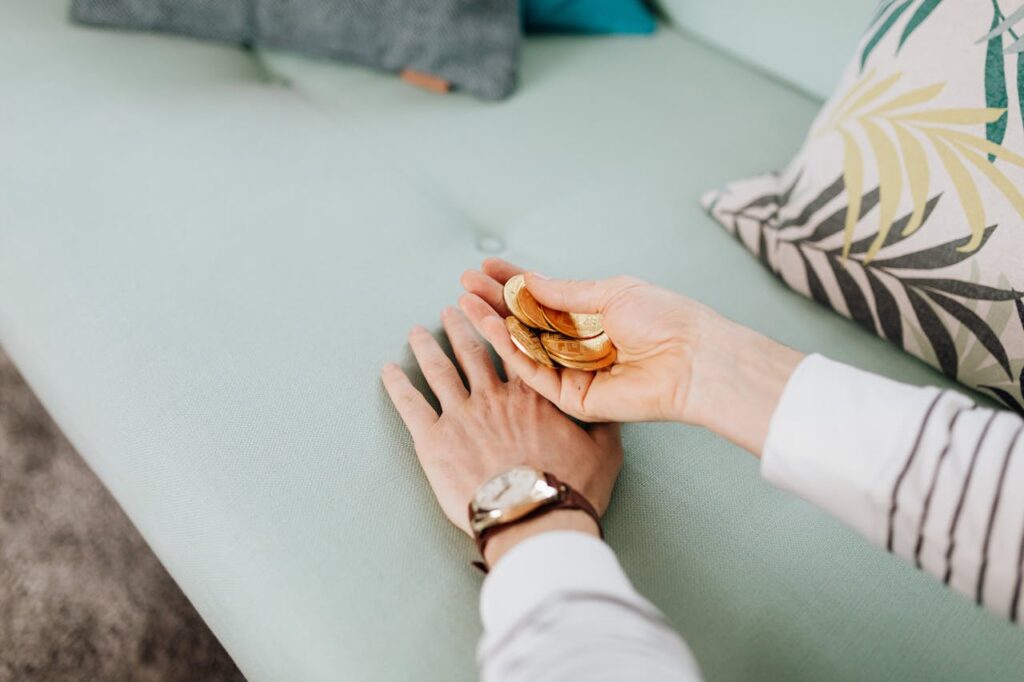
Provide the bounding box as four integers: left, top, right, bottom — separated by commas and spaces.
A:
764, 354, 1024, 621
479, 354, 1024, 682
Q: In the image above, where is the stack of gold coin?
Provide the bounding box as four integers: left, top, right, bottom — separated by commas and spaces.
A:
502, 274, 617, 370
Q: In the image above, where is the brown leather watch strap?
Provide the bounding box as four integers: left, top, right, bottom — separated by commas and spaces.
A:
472, 472, 603, 569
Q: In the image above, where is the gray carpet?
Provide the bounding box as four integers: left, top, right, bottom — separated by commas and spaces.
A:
0, 348, 245, 682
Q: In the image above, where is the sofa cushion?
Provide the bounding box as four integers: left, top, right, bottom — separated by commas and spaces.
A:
652, 0, 875, 99
3, 1, 1023, 681
703, 0, 1024, 412
70, 0, 521, 100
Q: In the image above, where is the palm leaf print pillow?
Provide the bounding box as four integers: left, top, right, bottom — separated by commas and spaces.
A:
703, 0, 1024, 413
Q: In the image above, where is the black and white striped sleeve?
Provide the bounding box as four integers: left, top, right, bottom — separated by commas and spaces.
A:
762, 354, 1024, 623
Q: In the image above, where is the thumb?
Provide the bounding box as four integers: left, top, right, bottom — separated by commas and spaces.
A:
524, 273, 643, 314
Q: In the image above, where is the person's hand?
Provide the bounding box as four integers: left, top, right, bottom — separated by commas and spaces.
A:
381, 307, 623, 565
461, 259, 712, 424
459, 259, 805, 455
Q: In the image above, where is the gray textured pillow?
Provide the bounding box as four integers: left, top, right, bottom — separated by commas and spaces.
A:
70, 0, 520, 100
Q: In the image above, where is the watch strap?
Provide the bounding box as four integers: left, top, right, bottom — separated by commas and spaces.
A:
470, 472, 603, 570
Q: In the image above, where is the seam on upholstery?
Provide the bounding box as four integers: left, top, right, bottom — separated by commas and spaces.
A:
665, 24, 823, 105
269, 83, 499, 241
245, 46, 284, 86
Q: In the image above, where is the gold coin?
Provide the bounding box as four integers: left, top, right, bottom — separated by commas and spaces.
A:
516, 285, 556, 331
542, 307, 604, 339
505, 316, 555, 368
551, 346, 617, 371
539, 332, 613, 363
503, 275, 530, 325
503, 274, 554, 331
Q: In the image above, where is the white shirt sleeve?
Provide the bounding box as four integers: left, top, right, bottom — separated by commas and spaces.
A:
763, 354, 1024, 622
478, 531, 701, 682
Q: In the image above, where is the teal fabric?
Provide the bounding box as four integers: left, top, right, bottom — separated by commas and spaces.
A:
523, 0, 655, 34
3, 1, 1023, 681
652, 0, 877, 99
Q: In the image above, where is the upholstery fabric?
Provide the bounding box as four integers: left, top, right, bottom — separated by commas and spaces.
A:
70, 0, 520, 99
4, 1, 1024, 680
522, 0, 655, 35
652, 0, 875, 99
704, 0, 1024, 412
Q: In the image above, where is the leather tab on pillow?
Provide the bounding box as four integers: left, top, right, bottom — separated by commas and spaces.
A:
401, 70, 451, 94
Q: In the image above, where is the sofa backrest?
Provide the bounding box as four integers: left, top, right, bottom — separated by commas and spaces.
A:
653, 0, 876, 100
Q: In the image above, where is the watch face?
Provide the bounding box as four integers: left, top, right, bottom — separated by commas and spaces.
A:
474, 466, 541, 511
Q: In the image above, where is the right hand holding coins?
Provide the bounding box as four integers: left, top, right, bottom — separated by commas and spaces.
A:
503, 274, 617, 371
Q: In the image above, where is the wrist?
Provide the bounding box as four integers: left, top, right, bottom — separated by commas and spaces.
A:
683, 316, 805, 456
482, 509, 600, 567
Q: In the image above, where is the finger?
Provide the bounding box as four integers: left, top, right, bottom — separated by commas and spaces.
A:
481, 258, 525, 284
459, 293, 563, 404
441, 306, 500, 391
460, 269, 510, 317
524, 272, 645, 314
459, 291, 506, 332
408, 325, 469, 409
500, 356, 519, 382
381, 363, 438, 441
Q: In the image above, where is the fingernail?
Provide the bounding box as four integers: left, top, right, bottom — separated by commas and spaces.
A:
529, 271, 549, 280
410, 325, 427, 335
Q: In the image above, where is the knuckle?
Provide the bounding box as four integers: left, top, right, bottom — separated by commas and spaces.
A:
425, 355, 454, 373
581, 279, 601, 297
508, 376, 531, 394
612, 275, 646, 288
461, 338, 488, 358
474, 383, 502, 404
603, 277, 648, 309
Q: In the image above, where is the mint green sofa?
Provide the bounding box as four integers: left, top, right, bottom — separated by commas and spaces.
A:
3, 1, 1022, 680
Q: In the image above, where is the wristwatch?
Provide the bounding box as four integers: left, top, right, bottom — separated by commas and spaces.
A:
468, 466, 603, 563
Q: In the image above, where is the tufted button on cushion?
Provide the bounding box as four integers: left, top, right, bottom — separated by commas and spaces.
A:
475, 234, 506, 254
